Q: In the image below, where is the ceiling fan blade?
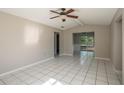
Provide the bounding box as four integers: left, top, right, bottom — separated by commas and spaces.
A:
67, 15, 78, 19
65, 9, 74, 14
50, 16, 60, 19
50, 10, 60, 14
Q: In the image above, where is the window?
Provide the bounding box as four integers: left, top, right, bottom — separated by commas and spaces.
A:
80, 32, 94, 47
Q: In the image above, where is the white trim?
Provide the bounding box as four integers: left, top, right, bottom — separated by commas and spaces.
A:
60, 53, 73, 56
95, 57, 110, 61
59, 54, 63, 56
0, 57, 54, 77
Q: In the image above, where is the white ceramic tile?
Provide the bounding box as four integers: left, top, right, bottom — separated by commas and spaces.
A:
23, 77, 38, 84
53, 75, 64, 80
97, 73, 107, 78
66, 73, 75, 78
2, 76, 18, 82
83, 81, 95, 85
27, 71, 40, 76
0, 74, 13, 79
6, 80, 26, 85
13, 72, 28, 78
88, 71, 96, 74
0, 56, 121, 85
96, 80, 108, 85
74, 75, 85, 81
108, 74, 118, 80
41, 70, 50, 74
33, 73, 45, 79
16, 74, 31, 81
62, 76, 73, 83
47, 72, 57, 77
97, 76, 107, 82
84, 77, 96, 84
3, 77, 22, 85
70, 79, 82, 85
12, 70, 24, 75
30, 80, 44, 85
59, 80, 69, 85
86, 73, 96, 78
58, 72, 67, 75
40, 76, 51, 82
109, 80, 120, 85
0, 80, 5, 85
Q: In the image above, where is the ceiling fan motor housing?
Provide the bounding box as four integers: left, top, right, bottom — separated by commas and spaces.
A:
61, 8, 66, 11
62, 19, 66, 22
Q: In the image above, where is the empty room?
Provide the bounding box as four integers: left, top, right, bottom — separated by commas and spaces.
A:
0, 8, 123, 85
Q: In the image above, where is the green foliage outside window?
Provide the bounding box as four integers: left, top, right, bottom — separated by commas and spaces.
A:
80, 35, 94, 46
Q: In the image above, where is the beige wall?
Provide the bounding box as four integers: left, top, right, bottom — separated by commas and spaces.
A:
110, 9, 122, 72
0, 11, 62, 74
63, 25, 110, 58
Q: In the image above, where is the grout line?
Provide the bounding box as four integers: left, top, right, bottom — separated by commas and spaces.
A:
60, 63, 79, 80
95, 59, 99, 85
108, 62, 122, 85
69, 65, 83, 84
25, 57, 79, 84
11, 74, 29, 85
1, 56, 117, 85
81, 58, 92, 85
10, 58, 67, 85
52, 59, 78, 76
68, 57, 92, 84
58, 60, 80, 83
104, 62, 109, 85
45, 58, 80, 83
0, 79, 7, 85
25, 63, 64, 77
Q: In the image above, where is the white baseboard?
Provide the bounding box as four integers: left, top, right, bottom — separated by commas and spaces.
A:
0, 57, 54, 77
95, 57, 110, 61
59, 54, 63, 56
60, 53, 73, 56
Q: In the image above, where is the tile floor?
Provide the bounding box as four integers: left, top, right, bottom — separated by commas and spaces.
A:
0, 56, 121, 85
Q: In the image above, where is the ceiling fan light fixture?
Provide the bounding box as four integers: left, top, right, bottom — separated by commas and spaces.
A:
62, 19, 66, 22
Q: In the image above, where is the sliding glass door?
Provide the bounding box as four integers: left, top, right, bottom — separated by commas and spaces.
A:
80, 32, 95, 58
73, 32, 95, 57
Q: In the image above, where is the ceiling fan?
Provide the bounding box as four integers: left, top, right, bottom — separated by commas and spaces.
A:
49, 8, 78, 22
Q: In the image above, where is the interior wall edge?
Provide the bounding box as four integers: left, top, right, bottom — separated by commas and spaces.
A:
60, 53, 73, 56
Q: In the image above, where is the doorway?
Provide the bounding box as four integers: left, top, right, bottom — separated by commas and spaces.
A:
73, 32, 95, 57
54, 32, 60, 57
